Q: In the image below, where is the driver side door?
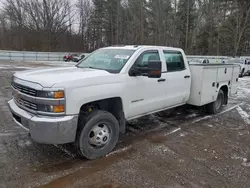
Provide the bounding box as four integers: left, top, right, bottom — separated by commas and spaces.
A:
125, 50, 168, 119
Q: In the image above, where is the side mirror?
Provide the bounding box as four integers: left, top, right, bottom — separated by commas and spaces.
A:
148, 61, 162, 78
129, 68, 141, 76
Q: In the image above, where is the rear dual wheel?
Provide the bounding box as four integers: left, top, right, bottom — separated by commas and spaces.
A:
206, 90, 224, 114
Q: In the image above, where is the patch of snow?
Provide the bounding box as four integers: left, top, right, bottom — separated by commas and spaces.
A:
0, 132, 17, 137
236, 78, 250, 99
238, 130, 250, 136
53, 144, 76, 158
231, 155, 250, 167
218, 104, 241, 115
106, 145, 132, 157
206, 124, 213, 128
236, 106, 250, 124
180, 133, 187, 137
192, 115, 212, 124
25, 140, 32, 146
186, 113, 198, 118
14, 66, 34, 69
0, 65, 34, 70
192, 104, 240, 124
243, 161, 250, 167
153, 145, 178, 156
178, 159, 185, 163
18, 139, 33, 148
35, 61, 77, 67
166, 128, 181, 135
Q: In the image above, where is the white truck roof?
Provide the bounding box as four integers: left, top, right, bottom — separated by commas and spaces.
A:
104, 45, 183, 51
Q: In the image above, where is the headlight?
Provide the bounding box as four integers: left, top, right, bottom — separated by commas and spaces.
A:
37, 90, 65, 99
38, 104, 65, 113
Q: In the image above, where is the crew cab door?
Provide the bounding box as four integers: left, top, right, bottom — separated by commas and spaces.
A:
126, 50, 167, 119
162, 50, 191, 106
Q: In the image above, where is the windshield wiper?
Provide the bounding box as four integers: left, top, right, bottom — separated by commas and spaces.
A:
77, 66, 96, 69
77, 66, 116, 74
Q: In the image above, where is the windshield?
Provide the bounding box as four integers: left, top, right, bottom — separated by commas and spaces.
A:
76, 48, 135, 73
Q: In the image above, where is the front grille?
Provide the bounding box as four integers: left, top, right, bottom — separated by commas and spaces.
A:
15, 97, 38, 111
12, 81, 37, 96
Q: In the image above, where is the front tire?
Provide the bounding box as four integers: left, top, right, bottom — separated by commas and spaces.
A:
206, 90, 224, 114
74, 110, 119, 159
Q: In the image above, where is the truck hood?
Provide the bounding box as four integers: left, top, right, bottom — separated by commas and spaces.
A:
14, 67, 112, 88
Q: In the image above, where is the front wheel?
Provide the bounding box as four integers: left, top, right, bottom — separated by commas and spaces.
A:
206, 90, 224, 114
74, 110, 119, 159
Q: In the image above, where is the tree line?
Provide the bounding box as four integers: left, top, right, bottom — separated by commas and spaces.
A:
0, 0, 250, 56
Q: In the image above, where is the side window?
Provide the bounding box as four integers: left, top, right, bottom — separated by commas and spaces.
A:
133, 51, 160, 68
163, 51, 185, 72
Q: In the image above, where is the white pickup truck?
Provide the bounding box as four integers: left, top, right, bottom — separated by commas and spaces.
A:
8, 45, 240, 159
239, 58, 250, 77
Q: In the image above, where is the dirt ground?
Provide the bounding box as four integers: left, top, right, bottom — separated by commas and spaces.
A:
0, 60, 250, 188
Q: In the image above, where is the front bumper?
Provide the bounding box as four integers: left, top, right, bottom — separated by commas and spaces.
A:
8, 99, 78, 144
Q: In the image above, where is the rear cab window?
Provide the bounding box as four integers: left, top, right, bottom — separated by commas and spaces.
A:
163, 50, 185, 72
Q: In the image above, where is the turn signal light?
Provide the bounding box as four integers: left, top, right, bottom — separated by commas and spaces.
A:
53, 105, 65, 113
54, 91, 65, 98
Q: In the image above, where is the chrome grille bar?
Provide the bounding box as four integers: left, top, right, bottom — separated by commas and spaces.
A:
15, 97, 38, 111
12, 81, 37, 96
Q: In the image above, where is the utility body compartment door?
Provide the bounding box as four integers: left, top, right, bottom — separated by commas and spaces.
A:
187, 64, 239, 106
230, 65, 240, 95
217, 67, 233, 82
200, 68, 217, 105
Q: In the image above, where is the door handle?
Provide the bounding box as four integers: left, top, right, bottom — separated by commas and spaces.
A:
184, 75, 191, 79
158, 79, 166, 82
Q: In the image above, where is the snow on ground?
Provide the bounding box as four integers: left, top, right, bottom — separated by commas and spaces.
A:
0, 60, 77, 71
236, 106, 250, 124
237, 77, 250, 99
0, 65, 34, 70
33, 61, 77, 67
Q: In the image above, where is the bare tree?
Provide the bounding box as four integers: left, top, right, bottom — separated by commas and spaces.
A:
1, 0, 250, 55
76, 0, 92, 51
22, 0, 72, 50
232, 1, 250, 56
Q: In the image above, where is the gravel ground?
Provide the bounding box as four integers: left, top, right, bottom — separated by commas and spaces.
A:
0, 60, 250, 188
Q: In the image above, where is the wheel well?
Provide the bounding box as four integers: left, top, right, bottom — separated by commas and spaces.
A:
220, 85, 228, 105
79, 97, 126, 133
